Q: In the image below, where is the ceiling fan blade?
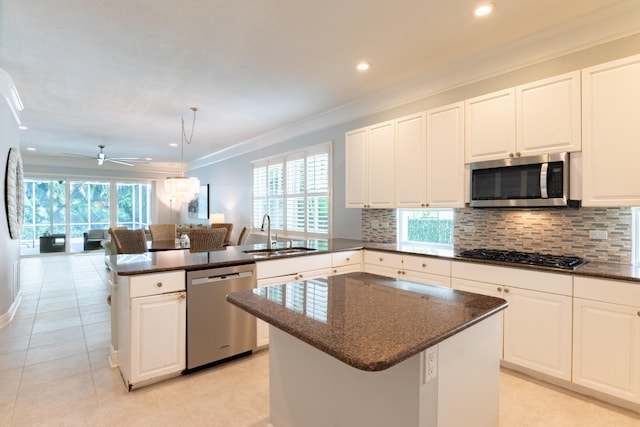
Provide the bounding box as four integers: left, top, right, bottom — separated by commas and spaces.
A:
61, 153, 96, 159
108, 159, 135, 167
110, 157, 140, 160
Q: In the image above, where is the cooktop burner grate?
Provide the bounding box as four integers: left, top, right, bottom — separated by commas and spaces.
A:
458, 249, 586, 270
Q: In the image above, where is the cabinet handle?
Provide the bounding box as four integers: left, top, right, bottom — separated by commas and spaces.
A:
509, 153, 514, 158
178, 293, 186, 301
379, 257, 383, 262
637, 311, 640, 317
497, 287, 503, 292
504, 288, 510, 293
156, 282, 163, 288
422, 263, 427, 268
346, 258, 350, 262
397, 270, 402, 275
515, 152, 521, 157
333, 269, 338, 273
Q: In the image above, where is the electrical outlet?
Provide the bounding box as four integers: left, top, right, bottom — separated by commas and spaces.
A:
424, 346, 437, 383
371, 220, 379, 229
464, 225, 475, 233
381, 222, 389, 229
589, 230, 608, 240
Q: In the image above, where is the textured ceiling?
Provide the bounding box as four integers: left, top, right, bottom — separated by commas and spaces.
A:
2, 0, 640, 172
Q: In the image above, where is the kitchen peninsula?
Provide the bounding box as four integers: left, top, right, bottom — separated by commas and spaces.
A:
227, 272, 508, 427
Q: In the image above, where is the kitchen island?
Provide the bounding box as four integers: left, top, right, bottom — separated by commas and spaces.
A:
227, 272, 508, 427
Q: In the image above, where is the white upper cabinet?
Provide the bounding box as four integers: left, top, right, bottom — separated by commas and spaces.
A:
465, 88, 516, 162
516, 71, 581, 156
465, 71, 581, 163
395, 112, 427, 207
345, 121, 395, 208
581, 54, 640, 206
426, 102, 465, 207
345, 127, 368, 208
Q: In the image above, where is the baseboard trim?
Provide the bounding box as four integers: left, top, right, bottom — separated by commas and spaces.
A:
0, 292, 22, 330
109, 345, 119, 368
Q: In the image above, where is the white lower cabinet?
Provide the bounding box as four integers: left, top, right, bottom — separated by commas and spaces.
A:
116, 270, 186, 390
452, 262, 572, 381
363, 250, 451, 287
573, 277, 640, 403
255, 254, 333, 348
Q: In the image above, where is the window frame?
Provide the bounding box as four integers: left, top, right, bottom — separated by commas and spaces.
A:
251, 142, 332, 239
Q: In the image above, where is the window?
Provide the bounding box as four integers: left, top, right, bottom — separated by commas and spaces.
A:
397, 209, 453, 248
21, 178, 152, 255
252, 142, 331, 238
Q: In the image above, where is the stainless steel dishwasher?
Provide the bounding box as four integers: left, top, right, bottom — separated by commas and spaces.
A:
186, 263, 256, 371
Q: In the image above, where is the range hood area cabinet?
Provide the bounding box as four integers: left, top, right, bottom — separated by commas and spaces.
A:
345, 105, 465, 209
465, 71, 582, 164
581, 53, 640, 207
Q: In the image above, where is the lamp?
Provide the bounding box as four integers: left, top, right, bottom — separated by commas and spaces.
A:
165, 107, 200, 203
209, 213, 225, 224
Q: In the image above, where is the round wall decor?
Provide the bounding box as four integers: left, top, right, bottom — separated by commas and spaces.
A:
5, 147, 24, 239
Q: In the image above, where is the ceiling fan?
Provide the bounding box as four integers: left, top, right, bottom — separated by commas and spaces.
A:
64, 145, 148, 167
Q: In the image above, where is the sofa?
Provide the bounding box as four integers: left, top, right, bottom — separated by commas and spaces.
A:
83, 229, 110, 251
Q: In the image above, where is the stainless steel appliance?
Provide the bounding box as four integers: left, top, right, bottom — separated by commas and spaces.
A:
470, 152, 575, 208
186, 264, 257, 371
458, 249, 586, 270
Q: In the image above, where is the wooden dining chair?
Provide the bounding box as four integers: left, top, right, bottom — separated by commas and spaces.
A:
210, 223, 233, 245
236, 226, 250, 246
110, 229, 147, 254
149, 223, 177, 241
189, 227, 227, 252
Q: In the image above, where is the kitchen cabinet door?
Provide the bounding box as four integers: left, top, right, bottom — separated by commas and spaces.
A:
130, 291, 186, 387
426, 102, 465, 207
345, 121, 395, 208
345, 127, 368, 208
368, 121, 396, 208
465, 88, 516, 163
573, 298, 640, 403
582, 53, 640, 206
502, 287, 573, 381
395, 112, 427, 207
516, 71, 581, 156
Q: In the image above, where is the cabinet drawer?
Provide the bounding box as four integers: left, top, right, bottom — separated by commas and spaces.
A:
331, 250, 362, 267
574, 276, 640, 307
452, 261, 572, 296
402, 255, 450, 277
257, 254, 331, 279
332, 264, 361, 276
128, 271, 185, 298
364, 250, 403, 269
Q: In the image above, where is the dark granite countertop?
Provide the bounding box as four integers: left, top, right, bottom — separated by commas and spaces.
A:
106, 237, 640, 284
227, 272, 508, 371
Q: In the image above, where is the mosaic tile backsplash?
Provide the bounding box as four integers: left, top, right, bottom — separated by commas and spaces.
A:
362, 207, 632, 265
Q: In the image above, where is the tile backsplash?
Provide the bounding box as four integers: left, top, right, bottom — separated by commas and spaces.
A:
362, 207, 633, 265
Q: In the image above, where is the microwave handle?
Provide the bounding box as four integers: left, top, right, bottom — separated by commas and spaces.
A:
540, 162, 548, 198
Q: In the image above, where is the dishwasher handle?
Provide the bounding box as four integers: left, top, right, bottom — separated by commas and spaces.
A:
191, 270, 253, 285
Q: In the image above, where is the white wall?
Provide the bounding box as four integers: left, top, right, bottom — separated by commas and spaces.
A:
0, 71, 22, 322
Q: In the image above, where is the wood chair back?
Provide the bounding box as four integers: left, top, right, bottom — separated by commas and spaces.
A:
189, 228, 227, 252
149, 223, 177, 241
110, 229, 147, 254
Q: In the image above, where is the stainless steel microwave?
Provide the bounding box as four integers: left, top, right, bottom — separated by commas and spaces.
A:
470, 152, 573, 208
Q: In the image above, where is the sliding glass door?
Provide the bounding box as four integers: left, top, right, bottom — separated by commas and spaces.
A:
21, 178, 152, 256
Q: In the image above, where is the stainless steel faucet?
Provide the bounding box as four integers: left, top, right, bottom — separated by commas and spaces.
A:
260, 213, 272, 250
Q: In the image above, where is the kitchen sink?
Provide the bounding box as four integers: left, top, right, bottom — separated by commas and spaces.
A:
243, 247, 317, 257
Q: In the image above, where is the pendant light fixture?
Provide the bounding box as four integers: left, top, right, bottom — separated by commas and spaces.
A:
165, 107, 201, 203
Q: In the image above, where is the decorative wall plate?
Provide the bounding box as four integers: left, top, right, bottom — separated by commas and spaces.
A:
5, 147, 24, 239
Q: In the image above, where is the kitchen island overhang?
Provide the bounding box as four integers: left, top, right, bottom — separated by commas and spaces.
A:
227, 272, 508, 427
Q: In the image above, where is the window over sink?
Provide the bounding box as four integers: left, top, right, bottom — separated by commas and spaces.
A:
397, 208, 453, 249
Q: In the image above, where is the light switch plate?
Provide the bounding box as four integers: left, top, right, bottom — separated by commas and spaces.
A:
589, 230, 608, 240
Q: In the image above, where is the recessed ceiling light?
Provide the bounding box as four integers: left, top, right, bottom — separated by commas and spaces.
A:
356, 62, 370, 72
18, 124, 28, 130
474, 3, 495, 17
26, 147, 36, 151
169, 143, 178, 147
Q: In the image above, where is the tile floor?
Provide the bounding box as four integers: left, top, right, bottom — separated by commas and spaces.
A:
0, 253, 639, 426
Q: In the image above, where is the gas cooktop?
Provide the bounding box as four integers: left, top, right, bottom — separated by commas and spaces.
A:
458, 249, 586, 270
